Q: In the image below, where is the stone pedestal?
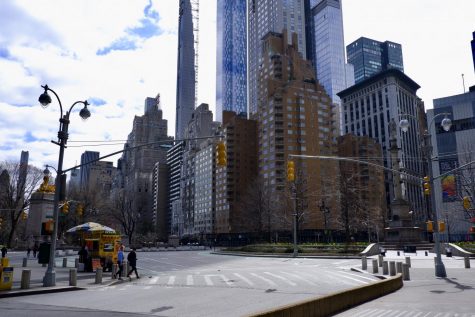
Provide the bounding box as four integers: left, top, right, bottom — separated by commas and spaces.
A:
385, 198, 423, 243
25, 191, 54, 245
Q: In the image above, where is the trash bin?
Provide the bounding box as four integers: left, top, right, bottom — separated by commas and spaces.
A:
38, 242, 51, 264
0, 266, 14, 291
445, 248, 452, 257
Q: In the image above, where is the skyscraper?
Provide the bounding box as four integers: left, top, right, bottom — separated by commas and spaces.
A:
247, 0, 307, 116
175, 0, 196, 140
346, 37, 404, 84
309, 0, 354, 134
471, 31, 475, 72
80, 151, 99, 189
216, 0, 247, 122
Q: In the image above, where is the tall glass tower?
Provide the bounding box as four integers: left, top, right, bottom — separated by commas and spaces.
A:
346, 37, 404, 84
175, 0, 196, 140
310, 0, 354, 105
216, 0, 247, 122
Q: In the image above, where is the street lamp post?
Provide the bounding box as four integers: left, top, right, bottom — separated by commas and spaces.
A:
400, 112, 452, 278
39, 85, 91, 287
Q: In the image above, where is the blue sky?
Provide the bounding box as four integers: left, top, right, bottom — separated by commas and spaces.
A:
0, 0, 474, 171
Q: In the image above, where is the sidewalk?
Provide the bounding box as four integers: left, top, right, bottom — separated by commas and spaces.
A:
336, 250, 475, 315
0, 253, 112, 298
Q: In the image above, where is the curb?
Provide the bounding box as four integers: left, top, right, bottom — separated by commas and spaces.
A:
0, 286, 84, 298
247, 274, 403, 317
212, 251, 361, 259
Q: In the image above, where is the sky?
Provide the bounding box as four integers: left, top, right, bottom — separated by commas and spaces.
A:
0, 0, 474, 172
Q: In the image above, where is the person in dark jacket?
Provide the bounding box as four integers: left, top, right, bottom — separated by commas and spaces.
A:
126, 248, 139, 279
1, 246, 7, 258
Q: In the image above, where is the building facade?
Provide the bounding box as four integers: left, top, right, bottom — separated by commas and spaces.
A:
337, 69, 426, 223
175, 0, 196, 140
167, 142, 185, 236
429, 86, 475, 240
471, 31, 475, 72
346, 37, 404, 84
248, 0, 307, 116
152, 162, 169, 241
257, 31, 338, 232
216, 0, 247, 122
80, 151, 99, 190
215, 111, 258, 235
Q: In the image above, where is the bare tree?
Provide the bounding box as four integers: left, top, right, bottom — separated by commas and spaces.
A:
107, 189, 138, 245
0, 161, 43, 247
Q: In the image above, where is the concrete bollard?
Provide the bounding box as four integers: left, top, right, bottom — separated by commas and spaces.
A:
389, 261, 396, 276
69, 268, 77, 286
75, 258, 79, 269
22, 258, 28, 267
402, 263, 410, 280
405, 256, 411, 268
372, 259, 378, 274
383, 261, 389, 275
378, 255, 384, 267
465, 257, 471, 269
425, 251, 428, 256
21, 269, 31, 289
112, 263, 118, 279
63, 257, 68, 268
123, 262, 128, 277
397, 251, 400, 256
361, 256, 367, 270
95, 268, 103, 284
396, 261, 403, 274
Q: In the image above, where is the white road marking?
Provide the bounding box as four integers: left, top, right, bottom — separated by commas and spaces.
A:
324, 270, 369, 284
204, 275, 214, 286
149, 276, 159, 284
233, 273, 254, 286
220, 274, 234, 286
279, 271, 316, 286
186, 275, 194, 285
167, 276, 176, 285
250, 273, 278, 287
336, 270, 379, 282
263, 272, 296, 286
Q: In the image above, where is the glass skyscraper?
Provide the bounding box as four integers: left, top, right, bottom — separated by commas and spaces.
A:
175, 0, 196, 140
346, 37, 404, 84
216, 0, 247, 123
310, 0, 354, 106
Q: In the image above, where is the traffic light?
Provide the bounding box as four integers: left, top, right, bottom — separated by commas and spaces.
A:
438, 221, 445, 232
61, 202, 69, 214
463, 196, 471, 210
76, 204, 84, 216
423, 176, 431, 195
21, 211, 28, 220
216, 141, 227, 167
427, 220, 433, 232
287, 160, 295, 182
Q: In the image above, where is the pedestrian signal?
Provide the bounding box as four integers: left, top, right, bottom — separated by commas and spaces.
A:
463, 196, 471, 210
287, 160, 295, 182
423, 176, 430, 195
216, 141, 227, 167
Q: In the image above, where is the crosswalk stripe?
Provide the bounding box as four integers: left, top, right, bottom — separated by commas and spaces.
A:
264, 272, 296, 286
250, 273, 278, 287
279, 271, 316, 286
233, 273, 254, 286
186, 275, 194, 286
167, 276, 175, 285
335, 270, 379, 282
324, 270, 369, 284
220, 274, 234, 286
149, 276, 159, 284
204, 275, 214, 286
320, 271, 359, 286
352, 308, 380, 317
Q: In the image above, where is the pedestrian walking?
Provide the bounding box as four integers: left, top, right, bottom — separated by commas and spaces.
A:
127, 248, 139, 280
1, 246, 7, 258
113, 245, 124, 280
27, 247, 31, 258
32, 244, 38, 258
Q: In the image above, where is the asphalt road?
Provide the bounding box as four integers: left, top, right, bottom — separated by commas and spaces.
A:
0, 250, 377, 317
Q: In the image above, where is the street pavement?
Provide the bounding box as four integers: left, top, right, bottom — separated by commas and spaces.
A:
335, 250, 475, 317
0, 250, 474, 316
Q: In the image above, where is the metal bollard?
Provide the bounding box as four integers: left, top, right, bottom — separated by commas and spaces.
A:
75, 258, 79, 269
95, 268, 103, 284
396, 261, 403, 274
362, 256, 367, 270
465, 257, 471, 269
69, 268, 77, 286
378, 255, 383, 267
383, 261, 389, 275
22, 257, 28, 267
112, 263, 118, 279
372, 259, 378, 274
389, 261, 396, 276
21, 269, 31, 289
405, 256, 411, 268
402, 263, 410, 280
63, 257, 68, 268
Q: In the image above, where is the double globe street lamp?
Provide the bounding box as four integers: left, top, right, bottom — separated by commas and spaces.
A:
399, 112, 452, 278
39, 85, 91, 287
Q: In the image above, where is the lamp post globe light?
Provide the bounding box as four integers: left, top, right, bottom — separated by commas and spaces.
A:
399, 112, 451, 278
39, 84, 91, 287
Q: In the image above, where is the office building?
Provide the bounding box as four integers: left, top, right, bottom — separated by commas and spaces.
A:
248, 0, 307, 116
175, 0, 196, 139
429, 86, 475, 240
471, 31, 475, 72
216, 0, 247, 122
167, 142, 185, 236
337, 69, 426, 221
347, 37, 404, 84
153, 162, 169, 240
79, 151, 99, 189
